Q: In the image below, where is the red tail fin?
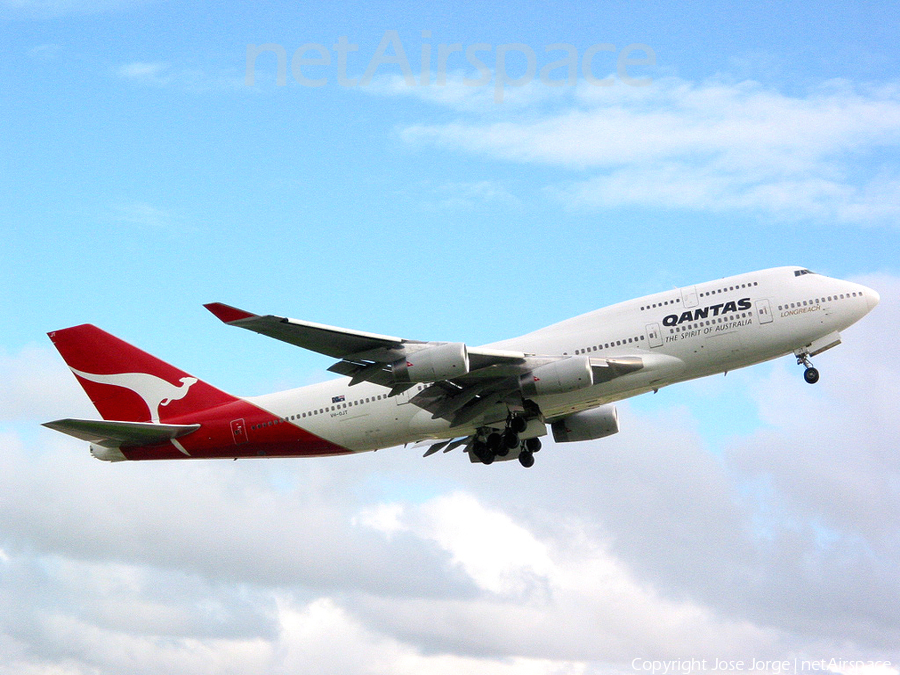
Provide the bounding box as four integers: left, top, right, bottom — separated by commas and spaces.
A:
48, 324, 237, 423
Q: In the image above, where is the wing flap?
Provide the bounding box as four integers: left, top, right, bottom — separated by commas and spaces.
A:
327, 359, 394, 387
43, 418, 200, 447
590, 356, 644, 383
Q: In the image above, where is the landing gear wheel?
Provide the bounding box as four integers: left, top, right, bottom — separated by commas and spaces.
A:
486, 433, 502, 451
509, 416, 528, 434
796, 352, 819, 384
472, 441, 493, 464
524, 437, 542, 453
518, 450, 535, 468
501, 430, 519, 450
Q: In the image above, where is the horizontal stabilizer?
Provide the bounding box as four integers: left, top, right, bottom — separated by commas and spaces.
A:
43, 418, 200, 447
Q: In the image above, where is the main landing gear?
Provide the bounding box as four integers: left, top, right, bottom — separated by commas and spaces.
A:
796, 352, 820, 384
471, 415, 542, 468
518, 437, 542, 468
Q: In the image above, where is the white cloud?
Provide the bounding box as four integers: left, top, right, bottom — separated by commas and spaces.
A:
733, 273, 900, 539
27, 43, 61, 61
366, 72, 565, 112
396, 77, 900, 224
353, 493, 779, 661
106, 201, 194, 231
1, 277, 898, 674
360, 492, 554, 596
117, 61, 245, 92
0, 344, 92, 421
406, 179, 522, 211
117, 61, 172, 85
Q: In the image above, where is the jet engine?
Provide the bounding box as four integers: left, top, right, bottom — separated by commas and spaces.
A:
392, 342, 470, 382
551, 405, 619, 442
519, 356, 593, 397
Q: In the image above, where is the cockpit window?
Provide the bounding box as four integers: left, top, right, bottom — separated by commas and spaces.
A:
794, 269, 817, 277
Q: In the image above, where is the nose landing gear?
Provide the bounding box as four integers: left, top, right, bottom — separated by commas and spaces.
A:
796, 352, 820, 384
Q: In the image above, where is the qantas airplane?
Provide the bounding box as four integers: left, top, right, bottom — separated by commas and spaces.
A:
44, 267, 879, 468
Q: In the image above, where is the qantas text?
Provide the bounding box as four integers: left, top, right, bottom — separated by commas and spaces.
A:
662, 298, 752, 326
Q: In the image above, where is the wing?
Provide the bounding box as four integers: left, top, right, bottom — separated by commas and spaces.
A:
204, 303, 650, 428
204, 302, 533, 394
43, 418, 200, 447
204, 302, 412, 361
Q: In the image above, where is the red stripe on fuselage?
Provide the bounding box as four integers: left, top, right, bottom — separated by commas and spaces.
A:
119, 398, 350, 460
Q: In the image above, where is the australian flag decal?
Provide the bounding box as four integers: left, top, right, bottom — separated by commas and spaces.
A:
332, 395, 345, 403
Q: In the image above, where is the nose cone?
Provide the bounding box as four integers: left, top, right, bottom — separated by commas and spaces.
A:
863, 285, 880, 312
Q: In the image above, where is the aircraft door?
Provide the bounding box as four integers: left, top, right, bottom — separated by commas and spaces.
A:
756, 299, 773, 324
681, 286, 699, 308
230, 418, 248, 445
646, 323, 663, 348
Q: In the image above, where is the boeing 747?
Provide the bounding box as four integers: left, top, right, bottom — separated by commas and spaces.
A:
44, 267, 879, 468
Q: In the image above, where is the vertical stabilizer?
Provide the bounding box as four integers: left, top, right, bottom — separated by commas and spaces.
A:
48, 324, 237, 422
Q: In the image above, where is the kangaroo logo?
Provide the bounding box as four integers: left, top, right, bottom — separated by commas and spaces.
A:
71, 368, 198, 422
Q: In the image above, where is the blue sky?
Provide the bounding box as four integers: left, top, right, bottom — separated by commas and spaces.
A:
2, 1, 899, 673
3, 0, 898, 374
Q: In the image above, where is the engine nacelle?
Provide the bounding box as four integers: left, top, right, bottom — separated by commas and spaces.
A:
519, 356, 593, 397
551, 405, 619, 443
392, 342, 470, 383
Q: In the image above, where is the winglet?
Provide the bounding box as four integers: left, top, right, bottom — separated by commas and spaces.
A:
204, 302, 258, 324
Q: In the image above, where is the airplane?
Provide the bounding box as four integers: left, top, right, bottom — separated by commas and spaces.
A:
44, 266, 880, 468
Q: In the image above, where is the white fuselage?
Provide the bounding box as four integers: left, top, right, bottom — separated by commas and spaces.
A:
244, 267, 879, 453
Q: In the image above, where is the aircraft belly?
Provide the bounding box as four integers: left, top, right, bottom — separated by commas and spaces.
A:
351, 406, 454, 452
